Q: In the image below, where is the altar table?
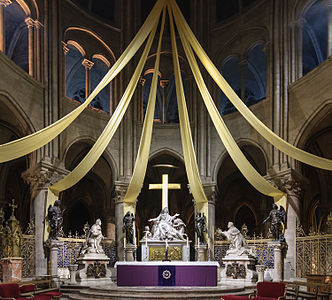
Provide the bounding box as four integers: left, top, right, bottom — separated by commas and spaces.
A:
116, 261, 218, 286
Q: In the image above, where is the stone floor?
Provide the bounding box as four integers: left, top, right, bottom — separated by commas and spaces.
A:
60, 283, 255, 299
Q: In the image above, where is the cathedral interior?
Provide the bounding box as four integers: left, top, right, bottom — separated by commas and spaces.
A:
0, 0, 332, 283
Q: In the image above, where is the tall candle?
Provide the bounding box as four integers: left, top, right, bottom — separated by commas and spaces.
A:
145, 237, 148, 247
186, 236, 189, 247
165, 238, 168, 249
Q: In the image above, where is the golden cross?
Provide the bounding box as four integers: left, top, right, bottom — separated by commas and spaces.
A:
149, 174, 181, 209
9, 198, 18, 216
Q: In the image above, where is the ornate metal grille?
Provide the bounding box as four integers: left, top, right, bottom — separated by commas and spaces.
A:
295, 224, 332, 277
22, 219, 35, 278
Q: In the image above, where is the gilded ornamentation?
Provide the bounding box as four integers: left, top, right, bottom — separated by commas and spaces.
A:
149, 246, 182, 261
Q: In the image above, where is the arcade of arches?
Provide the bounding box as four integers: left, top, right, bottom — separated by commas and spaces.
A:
0, 0, 331, 281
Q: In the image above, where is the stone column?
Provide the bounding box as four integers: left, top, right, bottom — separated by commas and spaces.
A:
114, 181, 129, 261
82, 58, 94, 99
34, 20, 42, 81
265, 169, 303, 280
0, 0, 11, 52
45, 239, 63, 277
22, 161, 69, 276
25, 17, 35, 77
326, 0, 332, 56
204, 183, 216, 259
269, 241, 287, 282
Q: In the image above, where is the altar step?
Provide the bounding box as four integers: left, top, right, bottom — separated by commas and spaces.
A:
60, 284, 254, 300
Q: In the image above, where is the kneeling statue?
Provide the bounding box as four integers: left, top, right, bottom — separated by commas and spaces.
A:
81, 219, 104, 255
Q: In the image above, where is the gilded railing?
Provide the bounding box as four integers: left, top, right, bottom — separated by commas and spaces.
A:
295, 224, 332, 277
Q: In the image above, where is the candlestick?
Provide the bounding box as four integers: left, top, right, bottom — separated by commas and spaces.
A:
186, 236, 189, 248
165, 238, 168, 249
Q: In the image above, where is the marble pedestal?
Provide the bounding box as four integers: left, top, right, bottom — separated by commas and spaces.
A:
1, 257, 22, 282
256, 264, 266, 282
220, 254, 257, 284
124, 244, 136, 262
141, 239, 190, 261
268, 241, 287, 282
68, 264, 78, 284
76, 253, 112, 286
195, 244, 208, 262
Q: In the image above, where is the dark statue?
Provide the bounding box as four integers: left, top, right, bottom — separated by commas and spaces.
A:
195, 212, 207, 244
47, 199, 63, 240
263, 203, 286, 242
123, 211, 135, 245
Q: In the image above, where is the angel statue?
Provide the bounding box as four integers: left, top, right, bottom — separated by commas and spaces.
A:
263, 203, 286, 242
47, 200, 63, 240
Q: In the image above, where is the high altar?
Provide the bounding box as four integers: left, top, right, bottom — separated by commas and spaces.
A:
116, 173, 218, 287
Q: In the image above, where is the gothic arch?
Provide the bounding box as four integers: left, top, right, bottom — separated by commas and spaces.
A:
64, 27, 116, 64
61, 139, 115, 235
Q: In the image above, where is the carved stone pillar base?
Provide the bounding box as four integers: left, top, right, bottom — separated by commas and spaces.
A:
195, 244, 207, 261
76, 253, 112, 286
268, 241, 287, 282
256, 264, 266, 282
68, 264, 78, 284
124, 244, 136, 262
45, 239, 63, 278
1, 257, 23, 282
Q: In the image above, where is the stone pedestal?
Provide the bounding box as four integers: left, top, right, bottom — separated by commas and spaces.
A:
195, 244, 208, 262
45, 239, 63, 278
220, 254, 257, 284
68, 264, 78, 284
124, 244, 136, 262
256, 264, 266, 282
76, 253, 112, 286
268, 241, 287, 282
141, 239, 190, 262
1, 257, 23, 282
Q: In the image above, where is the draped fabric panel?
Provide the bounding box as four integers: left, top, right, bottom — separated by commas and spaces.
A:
174, 7, 285, 202
0, 0, 166, 163
123, 7, 166, 215
168, 5, 208, 208
170, 0, 332, 171
43, 6, 163, 241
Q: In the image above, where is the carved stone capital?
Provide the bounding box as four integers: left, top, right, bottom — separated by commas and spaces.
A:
21, 162, 69, 197
0, 0, 12, 7
265, 169, 304, 199
24, 17, 35, 28
82, 58, 94, 70
113, 181, 129, 204
203, 183, 217, 205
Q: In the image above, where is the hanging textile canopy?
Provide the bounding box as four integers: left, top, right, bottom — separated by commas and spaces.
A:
0, 0, 331, 241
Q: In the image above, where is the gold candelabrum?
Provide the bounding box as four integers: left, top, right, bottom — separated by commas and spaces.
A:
1, 199, 23, 258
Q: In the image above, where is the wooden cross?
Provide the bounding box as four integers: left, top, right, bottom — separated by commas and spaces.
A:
149, 174, 181, 209
9, 198, 18, 216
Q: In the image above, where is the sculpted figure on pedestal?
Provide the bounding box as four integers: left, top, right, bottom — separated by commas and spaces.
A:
47, 200, 63, 240
195, 212, 207, 244
148, 207, 186, 241
81, 219, 104, 255
263, 204, 286, 242
123, 211, 135, 245
217, 222, 256, 256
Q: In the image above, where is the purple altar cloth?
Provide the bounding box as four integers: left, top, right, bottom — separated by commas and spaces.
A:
116, 262, 218, 286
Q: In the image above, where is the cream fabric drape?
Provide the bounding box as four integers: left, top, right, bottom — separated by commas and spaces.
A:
174, 6, 285, 202
123, 7, 166, 215
43, 5, 163, 240
0, 0, 166, 163
170, 0, 332, 171
168, 5, 209, 222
